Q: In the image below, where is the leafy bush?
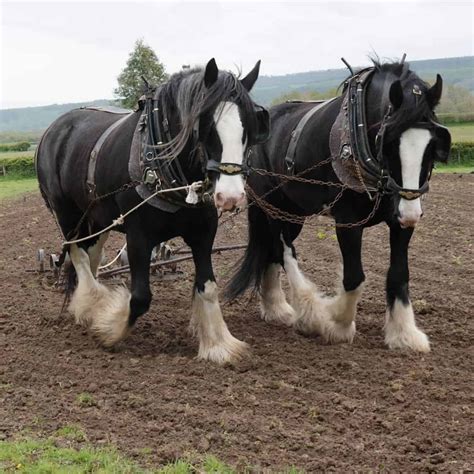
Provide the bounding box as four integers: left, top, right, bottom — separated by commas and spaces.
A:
449, 141, 474, 164
0, 155, 35, 177
0, 141, 31, 152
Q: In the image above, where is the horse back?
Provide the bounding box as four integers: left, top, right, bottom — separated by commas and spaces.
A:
36, 108, 135, 209
249, 97, 344, 214
266, 98, 342, 173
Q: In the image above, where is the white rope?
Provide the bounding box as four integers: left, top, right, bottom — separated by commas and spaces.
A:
98, 243, 127, 270
63, 182, 203, 246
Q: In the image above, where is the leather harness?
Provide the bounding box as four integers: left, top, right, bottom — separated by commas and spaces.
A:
284, 99, 336, 172
85, 88, 269, 212
285, 68, 449, 201
86, 107, 133, 196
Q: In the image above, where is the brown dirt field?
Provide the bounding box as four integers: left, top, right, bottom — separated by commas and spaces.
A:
0, 173, 473, 472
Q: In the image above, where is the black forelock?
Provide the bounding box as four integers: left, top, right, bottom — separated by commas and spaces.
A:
152, 66, 259, 160
363, 58, 436, 143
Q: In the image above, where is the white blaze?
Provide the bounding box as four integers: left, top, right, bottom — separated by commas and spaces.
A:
213, 101, 246, 210
398, 128, 431, 227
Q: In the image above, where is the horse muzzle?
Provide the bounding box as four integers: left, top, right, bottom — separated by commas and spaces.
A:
214, 191, 246, 212
398, 197, 423, 228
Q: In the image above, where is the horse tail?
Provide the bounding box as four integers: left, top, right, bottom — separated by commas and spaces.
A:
60, 246, 77, 312
225, 203, 273, 300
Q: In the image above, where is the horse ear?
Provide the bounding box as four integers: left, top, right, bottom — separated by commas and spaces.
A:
241, 60, 261, 92
427, 74, 443, 108
204, 58, 219, 88
389, 80, 404, 110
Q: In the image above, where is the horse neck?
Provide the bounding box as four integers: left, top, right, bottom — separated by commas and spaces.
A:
167, 105, 204, 182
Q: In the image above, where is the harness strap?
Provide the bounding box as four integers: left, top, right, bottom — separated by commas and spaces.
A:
87, 113, 132, 196
206, 159, 249, 176
285, 99, 336, 173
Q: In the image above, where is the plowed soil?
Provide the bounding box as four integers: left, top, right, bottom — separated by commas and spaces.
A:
1, 174, 473, 472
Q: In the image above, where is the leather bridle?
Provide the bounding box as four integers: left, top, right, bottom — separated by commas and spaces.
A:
344, 68, 449, 200
139, 86, 268, 204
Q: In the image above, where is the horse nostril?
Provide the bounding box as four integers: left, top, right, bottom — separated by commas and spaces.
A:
215, 192, 224, 204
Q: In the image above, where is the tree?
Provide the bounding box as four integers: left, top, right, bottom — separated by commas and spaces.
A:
114, 39, 167, 109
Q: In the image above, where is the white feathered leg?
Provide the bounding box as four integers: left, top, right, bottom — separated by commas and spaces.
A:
283, 243, 353, 343
68, 244, 131, 347
384, 299, 430, 352
260, 263, 297, 326
190, 280, 248, 364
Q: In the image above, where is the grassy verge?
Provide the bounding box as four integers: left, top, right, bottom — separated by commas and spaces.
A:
0, 176, 39, 200
447, 121, 474, 143
0, 437, 142, 473
0, 432, 296, 473
434, 164, 474, 173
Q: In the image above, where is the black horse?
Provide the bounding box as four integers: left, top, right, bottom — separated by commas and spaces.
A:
36, 59, 269, 364
228, 60, 451, 352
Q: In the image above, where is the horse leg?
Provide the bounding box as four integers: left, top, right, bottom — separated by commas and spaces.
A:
384, 225, 430, 352
68, 242, 131, 346
318, 226, 365, 342
87, 232, 109, 277
259, 222, 300, 326
187, 230, 248, 364
283, 230, 354, 343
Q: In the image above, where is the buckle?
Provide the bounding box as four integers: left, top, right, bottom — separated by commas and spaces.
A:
399, 190, 421, 200
143, 168, 161, 187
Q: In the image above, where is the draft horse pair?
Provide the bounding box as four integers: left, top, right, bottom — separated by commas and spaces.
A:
36, 58, 451, 364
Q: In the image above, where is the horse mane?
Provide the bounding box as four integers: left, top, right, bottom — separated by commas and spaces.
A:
372, 59, 435, 142
340, 57, 436, 143
154, 66, 258, 160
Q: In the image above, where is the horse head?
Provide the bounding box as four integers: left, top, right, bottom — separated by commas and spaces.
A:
365, 62, 451, 227
193, 59, 269, 212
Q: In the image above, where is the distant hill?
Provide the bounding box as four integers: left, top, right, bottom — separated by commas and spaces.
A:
251, 56, 474, 105
1, 56, 472, 132
0, 100, 114, 133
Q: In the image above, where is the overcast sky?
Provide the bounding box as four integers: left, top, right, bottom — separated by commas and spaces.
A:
1, 0, 472, 108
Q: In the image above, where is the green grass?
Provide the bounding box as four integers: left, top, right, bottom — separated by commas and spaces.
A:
447, 121, 474, 143
0, 177, 38, 200
0, 437, 143, 473
0, 435, 244, 474
75, 392, 97, 408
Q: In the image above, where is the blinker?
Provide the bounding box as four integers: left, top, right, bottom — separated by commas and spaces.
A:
249, 105, 270, 145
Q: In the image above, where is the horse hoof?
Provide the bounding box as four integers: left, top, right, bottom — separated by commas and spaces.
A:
323, 320, 356, 344
89, 285, 131, 347
260, 301, 297, 327
385, 326, 430, 352
197, 336, 249, 365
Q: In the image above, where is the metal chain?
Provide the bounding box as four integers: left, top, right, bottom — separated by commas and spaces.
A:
249, 156, 345, 188
353, 158, 376, 201
245, 183, 381, 228
218, 155, 382, 230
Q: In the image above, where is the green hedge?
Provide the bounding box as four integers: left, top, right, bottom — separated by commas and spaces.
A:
0, 155, 36, 177
0, 141, 31, 152
450, 142, 474, 164
0, 142, 472, 179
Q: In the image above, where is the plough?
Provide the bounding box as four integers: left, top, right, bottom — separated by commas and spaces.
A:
35, 242, 246, 282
